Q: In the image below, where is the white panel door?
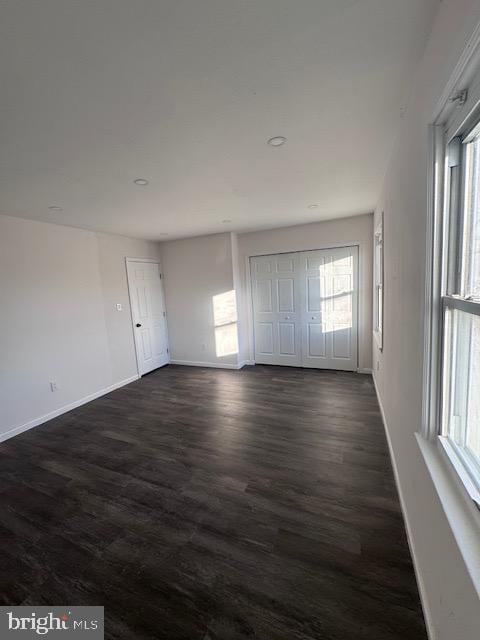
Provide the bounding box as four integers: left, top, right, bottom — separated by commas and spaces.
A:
251, 246, 358, 371
300, 250, 329, 367
251, 253, 302, 366
126, 260, 169, 375
299, 246, 358, 370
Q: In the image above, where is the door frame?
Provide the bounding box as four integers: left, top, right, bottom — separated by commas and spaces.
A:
125, 257, 170, 376
247, 243, 361, 370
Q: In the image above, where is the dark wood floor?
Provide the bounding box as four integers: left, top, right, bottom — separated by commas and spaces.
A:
0, 365, 426, 640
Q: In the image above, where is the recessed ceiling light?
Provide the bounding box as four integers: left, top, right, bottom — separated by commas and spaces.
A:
133, 178, 149, 186
48, 206, 63, 212
222, 219, 232, 223
267, 136, 287, 147
308, 204, 318, 210
159, 233, 169, 237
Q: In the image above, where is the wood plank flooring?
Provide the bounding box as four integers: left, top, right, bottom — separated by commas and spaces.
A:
0, 365, 427, 639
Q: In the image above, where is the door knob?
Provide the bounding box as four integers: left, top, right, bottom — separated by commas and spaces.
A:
136, 323, 142, 327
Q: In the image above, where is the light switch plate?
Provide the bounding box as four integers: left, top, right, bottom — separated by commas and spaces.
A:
116, 303, 122, 311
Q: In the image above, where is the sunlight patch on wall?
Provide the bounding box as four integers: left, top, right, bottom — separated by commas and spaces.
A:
213, 290, 237, 325
213, 290, 239, 357
215, 323, 239, 357
312, 257, 353, 331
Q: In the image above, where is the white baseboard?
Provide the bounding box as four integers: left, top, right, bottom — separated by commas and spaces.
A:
372, 374, 435, 640
238, 360, 255, 368
0, 374, 140, 444
357, 367, 373, 374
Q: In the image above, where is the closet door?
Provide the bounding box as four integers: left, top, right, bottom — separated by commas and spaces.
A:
298, 249, 330, 368
251, 253, 302, 366
299, 246, 358, 370
251, 246, 358, 371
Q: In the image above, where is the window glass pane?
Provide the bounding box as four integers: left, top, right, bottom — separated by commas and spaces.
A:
462, 137, 480, 299
444, 308, 480, 472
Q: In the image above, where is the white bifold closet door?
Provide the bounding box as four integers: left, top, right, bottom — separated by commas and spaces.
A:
251, 246, 358, 371
251, 252, 303, 367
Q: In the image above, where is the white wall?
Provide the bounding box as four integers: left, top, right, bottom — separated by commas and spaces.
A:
96, 232, 162, 381
161, 232, 239, 368
161, 216, 373, 371
373, 1, 480, 638
0, 214, 161, 439
236, 214, 373, 370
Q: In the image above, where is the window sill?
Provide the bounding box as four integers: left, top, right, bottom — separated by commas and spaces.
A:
416, 432, 480, 598
438, 436, 480, 508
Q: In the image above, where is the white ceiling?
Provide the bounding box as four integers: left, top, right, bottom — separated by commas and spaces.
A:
0, 0, 439, 241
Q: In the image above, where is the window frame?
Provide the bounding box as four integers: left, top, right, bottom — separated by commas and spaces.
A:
373, 212, 384, 351
424, 94, 480, 509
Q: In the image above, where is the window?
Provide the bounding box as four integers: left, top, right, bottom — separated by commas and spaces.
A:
373, 213, 384, 351
434, 119, 480, 503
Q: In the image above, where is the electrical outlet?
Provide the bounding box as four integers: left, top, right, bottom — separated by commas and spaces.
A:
50, 381, 58, 392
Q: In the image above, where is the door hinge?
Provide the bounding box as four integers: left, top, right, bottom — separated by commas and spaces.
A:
167, 348, 169, 354
163, 311, 166, 317
159, 273, 162, 279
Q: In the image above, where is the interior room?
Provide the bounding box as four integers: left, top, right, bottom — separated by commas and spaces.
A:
1, 1, 479, 639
